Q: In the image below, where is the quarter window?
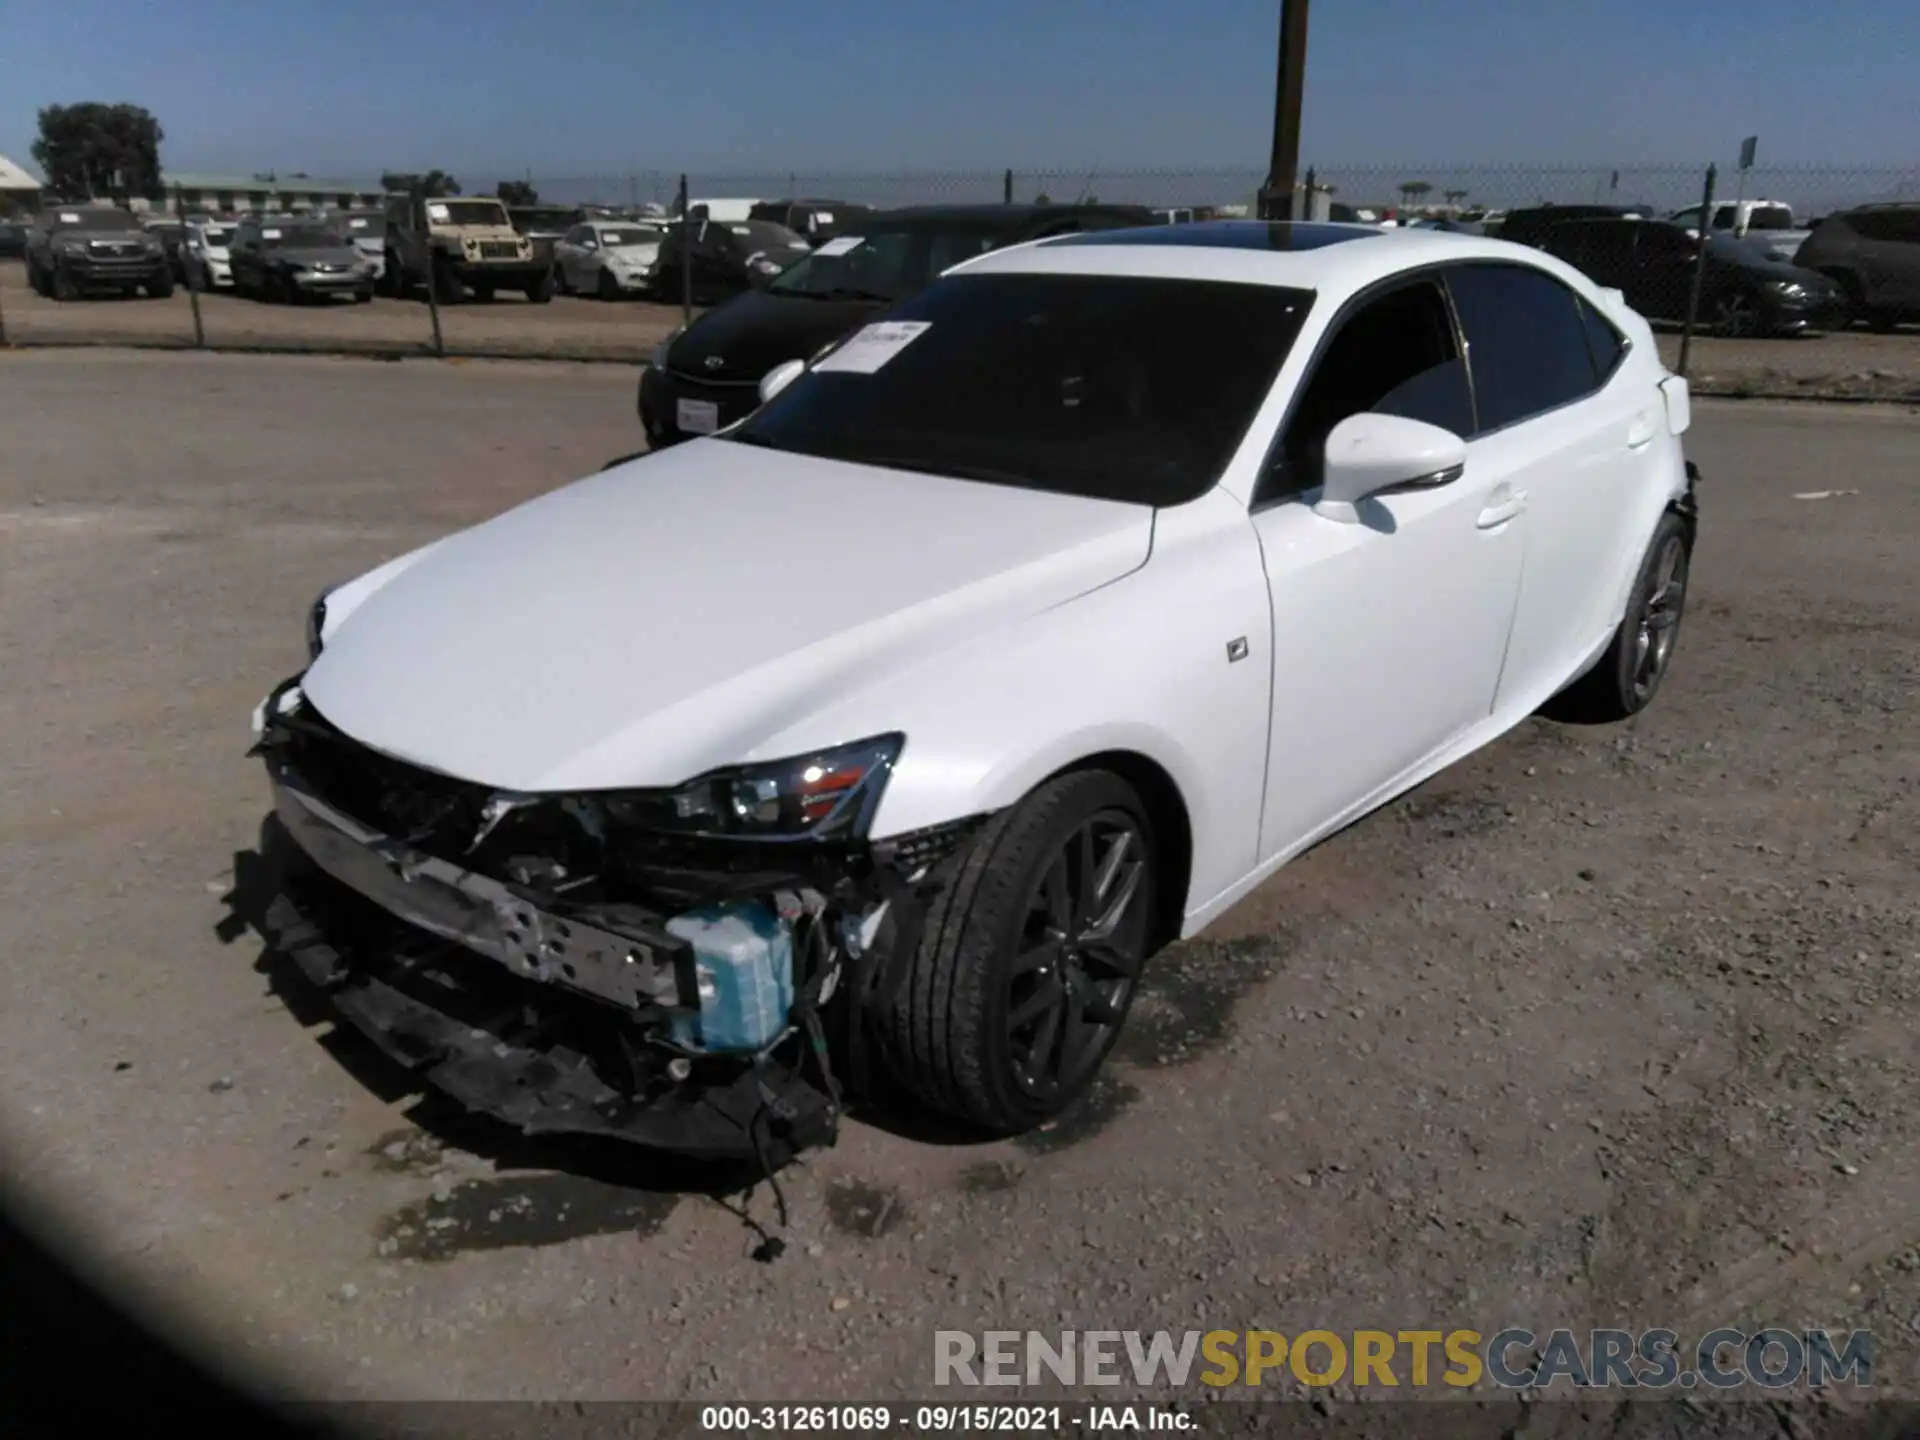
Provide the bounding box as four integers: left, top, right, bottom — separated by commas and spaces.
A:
1266, 279, 1472, 500
1445, 263, 1599, 433
1576, 295, 1628, 381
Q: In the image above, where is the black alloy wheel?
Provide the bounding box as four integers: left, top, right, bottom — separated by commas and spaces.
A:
1003, 810, 1151, 1103
880, 769, 1160, 1133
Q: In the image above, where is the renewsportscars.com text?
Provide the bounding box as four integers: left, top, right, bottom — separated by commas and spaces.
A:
934, 1328, 1874, 1390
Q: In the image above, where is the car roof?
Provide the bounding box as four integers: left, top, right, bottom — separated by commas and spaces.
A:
949, 219, 1596, 297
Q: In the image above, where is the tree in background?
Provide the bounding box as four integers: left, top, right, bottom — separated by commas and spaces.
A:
32, 103, 164, 200
380, 170, 461, 197
496, 180, 538, 206
1397, 179, 1434, 207
1443, 188, 1469, 208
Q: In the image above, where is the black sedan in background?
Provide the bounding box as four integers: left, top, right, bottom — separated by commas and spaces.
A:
651, 218, 814, 308
1538, 217, 1847, 336
638, 202, 1155, 448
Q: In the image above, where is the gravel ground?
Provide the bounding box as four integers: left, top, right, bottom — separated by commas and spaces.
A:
0, 351, 1915, 1413
5, 256, 1918, 399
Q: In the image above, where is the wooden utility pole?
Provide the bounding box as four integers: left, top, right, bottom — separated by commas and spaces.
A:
1258, 0, 1310, 220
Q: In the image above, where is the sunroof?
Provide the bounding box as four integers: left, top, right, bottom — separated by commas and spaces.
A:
1046, 220, 1384, 251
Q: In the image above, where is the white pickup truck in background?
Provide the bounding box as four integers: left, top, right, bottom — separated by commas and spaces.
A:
1669, 198, 1812, 262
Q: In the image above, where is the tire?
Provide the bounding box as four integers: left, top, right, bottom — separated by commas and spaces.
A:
147, 275, 173, 299
1863, 306, 1900, 334
598, 267, 621, 301
51, 263, 78, 302
471, 282, 495, 303
1710, 291, 1760, 338
1820, 269, 1865, 328
524, 270, 554, 304
381, 253, 406, 299
353, 288, 372, 304
26, 256, 47, 295
1543, 510, 1693, 724
878, 770, 1158, 1134
553, 263, 571, 296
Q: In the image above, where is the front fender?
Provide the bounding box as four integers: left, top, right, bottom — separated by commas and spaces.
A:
762, 488, 1275, 926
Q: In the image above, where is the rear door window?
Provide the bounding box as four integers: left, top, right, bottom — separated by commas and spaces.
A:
1444, 262, 1600, 433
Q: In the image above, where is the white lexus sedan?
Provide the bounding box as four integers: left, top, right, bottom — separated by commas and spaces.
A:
249, 221, 1697, 1162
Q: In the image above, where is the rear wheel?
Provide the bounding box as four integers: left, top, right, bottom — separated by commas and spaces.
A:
147, 275, 174, 299
878, 770, 1157, 1134
525, 270, 554, 304
1543, 511, 1693, 724
1863, 306, 1901, 333
471, 282, 495, 303
26, 255, 47, 295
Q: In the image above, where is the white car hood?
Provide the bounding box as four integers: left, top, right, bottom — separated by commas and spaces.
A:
301, 441, 1153, 792
607, 242, 660, 267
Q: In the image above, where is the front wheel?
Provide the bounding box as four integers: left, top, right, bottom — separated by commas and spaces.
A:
1543, 510, 1693, 724
878, 770, 1157, 1134
51, 264, 78, 302
1711, 291, 1760, 338
524, 270, 553, 304
147, 276, 174, 299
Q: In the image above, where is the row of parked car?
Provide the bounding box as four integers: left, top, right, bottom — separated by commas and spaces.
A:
1450, 198, 1920, 337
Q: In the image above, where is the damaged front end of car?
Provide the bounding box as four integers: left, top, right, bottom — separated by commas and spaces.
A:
248, 674, 987, 1169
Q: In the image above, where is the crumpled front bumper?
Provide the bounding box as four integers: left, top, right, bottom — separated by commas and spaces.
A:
258, 814, 838, 1162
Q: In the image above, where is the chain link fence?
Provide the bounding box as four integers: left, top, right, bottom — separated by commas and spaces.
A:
3, 162, 1916, 385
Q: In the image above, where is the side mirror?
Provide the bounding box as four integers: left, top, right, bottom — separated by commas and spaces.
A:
759, 358, 805, 405
1313, 413, 1466, 524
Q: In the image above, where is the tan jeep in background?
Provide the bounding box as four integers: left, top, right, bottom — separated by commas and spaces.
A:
380, 193, 554, 304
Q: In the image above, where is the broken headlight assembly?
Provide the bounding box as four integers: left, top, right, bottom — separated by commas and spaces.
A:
594, 733, 904, 843
305, 584, 336, 659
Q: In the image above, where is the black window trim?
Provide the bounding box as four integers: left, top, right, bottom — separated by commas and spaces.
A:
1249, 264, 1474, 513
1436, 258, 1634, 441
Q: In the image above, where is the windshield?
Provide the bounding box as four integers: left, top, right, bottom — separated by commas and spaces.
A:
262, 224, 342, 248
727, 273, 1313, 507
770, 223, 1006, 300
599, 226, 661, 248
427, 200, 509, 227
49, 208, 141, 232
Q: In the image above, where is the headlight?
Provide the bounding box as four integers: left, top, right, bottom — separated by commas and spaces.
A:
649, 324, 685, 370
306, 586, 334, 659
750, 257, 782, 275
596, 734, 904, 841
1765, 279, 1807, 298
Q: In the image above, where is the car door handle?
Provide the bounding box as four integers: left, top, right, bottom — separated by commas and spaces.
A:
1477, 491, 1527, 529
1627, 411, 1658, 448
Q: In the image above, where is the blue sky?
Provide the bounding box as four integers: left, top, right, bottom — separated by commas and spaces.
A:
2, 0, 1916, 181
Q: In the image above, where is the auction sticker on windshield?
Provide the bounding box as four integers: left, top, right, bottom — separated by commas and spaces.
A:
814, 321, 933, 375
814, 234, 863, 257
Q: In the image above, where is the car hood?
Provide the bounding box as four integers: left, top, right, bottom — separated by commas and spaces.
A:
301, 442, 1154, 792
62, 230, 149, 245
669, 288, 885, 381
604, 242, 661, 267
274, 245, 363, 266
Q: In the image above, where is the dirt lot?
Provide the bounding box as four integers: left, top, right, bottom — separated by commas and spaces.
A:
0, 351, 1915, 1414
5, 256, 1918, 400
